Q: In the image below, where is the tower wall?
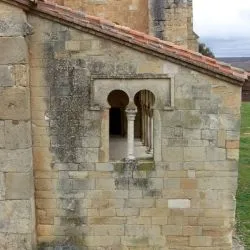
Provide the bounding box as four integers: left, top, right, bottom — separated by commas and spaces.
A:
148, 0, 198, 50
49, 0, 198, 50
50, 0, 149, 33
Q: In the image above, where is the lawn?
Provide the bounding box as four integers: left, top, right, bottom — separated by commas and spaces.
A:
236, 102, 250, 249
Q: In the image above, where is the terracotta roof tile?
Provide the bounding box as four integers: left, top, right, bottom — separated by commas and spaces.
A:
2, 0, 248, 84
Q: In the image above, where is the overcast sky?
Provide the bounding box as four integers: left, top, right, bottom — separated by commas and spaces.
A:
193, 0, 250, 57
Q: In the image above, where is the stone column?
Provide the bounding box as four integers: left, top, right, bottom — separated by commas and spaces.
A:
126, 108, 137, 160
148, 110, 154, 154
99, 107, 110, 162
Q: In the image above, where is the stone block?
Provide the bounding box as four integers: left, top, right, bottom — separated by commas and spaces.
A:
206, 147, 226, 161
219, 114, 240, 131
5, 173, 32, 199
0, 121, 4, 148
0, 233, 32, 250
184, 147, 205, 162
0, 173, 5, 200
91, 225, 124, 236
201, 129, 217, 140
181, 110, 202, 129
190, 236, 212, 246
76, 148, 99, 163
0, 65, 14, 87
175, 98, 195, 109
127, 199, 155, 208
68, 171, 88, 179
0, 6, 28, 37
187, 169, 196, 178
226, 140, 240, 149
183, 128, 201, 139
4, 120, 31, 149
116, 208, 139, 216
198, 177, 237, 190
167, 236, 189, 247
162, 225, 182, 235
217, 129, 226, 148
183, 226, 202, 236
0, 87, 30, 120
0, 37, 28, 64
14, 65, 29, 87
152, 217, 168, 225
125, 225, 161, 237
168, 199, 190, 208
164, 178, 180, 189
162, 147, 183, 162
65, 41, 81, 51
96, 162, 114, 171
82, 136, 100, 147
227, 149, 239, 160
180, 179, 197, 189
96, 178, 115, 190
162, 111, 182, 127
140, 208, 169, 216
0, 200, 31, 233
0, 148, 32, 172
127, 216, 151, 225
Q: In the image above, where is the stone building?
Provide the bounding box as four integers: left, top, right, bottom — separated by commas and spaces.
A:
46, 0, 199, 51
0, 0, 248, 249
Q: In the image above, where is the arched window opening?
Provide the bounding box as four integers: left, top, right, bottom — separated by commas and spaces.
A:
134, 90, 155, 157
107, 90, 129, 160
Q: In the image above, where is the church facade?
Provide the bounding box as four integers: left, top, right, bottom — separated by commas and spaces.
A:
0, 0, 248, 249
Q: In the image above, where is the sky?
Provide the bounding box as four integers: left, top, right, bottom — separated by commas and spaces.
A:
193, 0, 250, 57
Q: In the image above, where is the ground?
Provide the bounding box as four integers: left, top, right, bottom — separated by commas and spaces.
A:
237, 102, 250, 249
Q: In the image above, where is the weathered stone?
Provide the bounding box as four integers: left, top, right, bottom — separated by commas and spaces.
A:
201, 129, 217, 140
5, 173, 32, 199
0, 148, 32, 172
0, 65, 14, 87
206, 147, 226, 161
0, 200, 31, 233
219, 114, 241, 131
0, 121, 4, 149
190, 236, 212, 246
4, 120, 31, 149
168, 199, 191, 209
0, 233, 32, 250
0, 173, 5, 200
184, 147, 205, 162
15, 65, 29, 87
0, 37, 28, 64
0, 87, 30, 120
65, 41, 81, 51
0, 6, 28, 37
162, 147, 183, 162
96, 163, 114, 171
181, 110, 203, 129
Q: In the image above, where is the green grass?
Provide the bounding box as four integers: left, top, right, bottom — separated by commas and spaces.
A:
236, 102, 250, 249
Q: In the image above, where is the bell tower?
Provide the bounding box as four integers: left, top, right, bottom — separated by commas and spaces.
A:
148, 0, 198, 50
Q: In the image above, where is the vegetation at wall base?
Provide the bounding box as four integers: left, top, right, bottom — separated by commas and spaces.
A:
236, 102, 250, 249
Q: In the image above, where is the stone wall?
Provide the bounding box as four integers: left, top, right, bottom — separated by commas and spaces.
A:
26, 12, 241, 249
48, 0, 198, 51
148, 0, 198, 50
0, 3, 36, 250
50, 0, 149, 33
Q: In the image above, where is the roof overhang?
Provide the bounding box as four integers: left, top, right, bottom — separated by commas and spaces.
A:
1, 0, 248, 86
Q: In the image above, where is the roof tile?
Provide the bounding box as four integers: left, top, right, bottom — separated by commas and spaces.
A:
2, 0, 248, 84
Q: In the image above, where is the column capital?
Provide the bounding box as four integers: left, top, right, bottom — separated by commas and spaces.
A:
125, 108, 137, 121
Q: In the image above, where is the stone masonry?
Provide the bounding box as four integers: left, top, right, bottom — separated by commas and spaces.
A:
0, 0, 246, 249
48, 0, 198, 50
0, 2, 36, 250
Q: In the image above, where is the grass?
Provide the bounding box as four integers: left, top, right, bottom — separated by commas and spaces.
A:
236, 102, 250, 249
